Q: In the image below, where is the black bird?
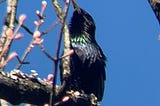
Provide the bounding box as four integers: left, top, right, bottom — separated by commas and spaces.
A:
148, 0, 160, 24
60, 0, 106, 101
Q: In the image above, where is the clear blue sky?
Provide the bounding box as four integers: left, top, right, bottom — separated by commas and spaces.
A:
1, 0, 160, 106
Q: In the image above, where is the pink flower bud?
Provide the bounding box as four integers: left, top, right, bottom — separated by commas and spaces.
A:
33, 31, 41, 39
65, 49, 74, 56
36, 10, 40, 15
19, 14, 26, 25
14, 33, 23, 40
47, 74, 54, 81
34, 21, 40, 27
62, 96, 69, 103
61, 49, 74, 58
7, 52, 18, 61
2, 52, 19, 67
6, 28, 13, 38
42, 1, 47, 9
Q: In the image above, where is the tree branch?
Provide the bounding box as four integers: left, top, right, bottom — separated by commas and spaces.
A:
0, 0, 18, 69
51, 0, 71, 102
148, 0, 160, 23
0, 71, 51, 105
0, 70, 99, 106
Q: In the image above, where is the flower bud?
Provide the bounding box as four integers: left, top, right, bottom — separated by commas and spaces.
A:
33, 31, 41, 39
6, 28, 13, 38
62, 96, 69, 103
42, 1, 47, 9
7, 52, 18, 62
14, 33, 23, 40
19, 14, 26, 25
36, 10, 40, 15
34, 21, 40, 27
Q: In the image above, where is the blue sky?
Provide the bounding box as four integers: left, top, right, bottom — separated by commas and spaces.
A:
1, 0, 160, 106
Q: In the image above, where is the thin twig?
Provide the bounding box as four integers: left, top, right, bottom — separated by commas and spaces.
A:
15, 19, 33, 35
16, 19, 60, 36
39, 44, 55, 61
41, 19, 60, 35
15, 44, 33, 69
51, 0, 71, 105
16, 2, 46, 69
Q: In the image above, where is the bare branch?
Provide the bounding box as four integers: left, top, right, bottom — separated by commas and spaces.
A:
0, 70, 98, 105
39, 44, 55, 61
15, 19, 33, 35
41, 19, 60, 35
16, 2, 47, 69
15, 44, 33, 69
51, 0, 71, 104
0, 71, 51, 105
0, 0, 19, 69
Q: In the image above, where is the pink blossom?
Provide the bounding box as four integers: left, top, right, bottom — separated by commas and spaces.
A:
7, 52, 18, 62
65, 49, 74, 56
61, 49, 74, 58
1, 52, 18, 67
34, 21, 40, 27
6, 28, 13, 38
42, 1, 47, 9
14, 33, 23, 40
33, 31, 41, 39
47, 74, 54, 81
36, 10, 40, 15
19, 14, 26, 25
62, 96, 69, 102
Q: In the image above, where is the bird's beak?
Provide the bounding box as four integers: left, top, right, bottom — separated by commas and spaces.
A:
71, 0, 81, 13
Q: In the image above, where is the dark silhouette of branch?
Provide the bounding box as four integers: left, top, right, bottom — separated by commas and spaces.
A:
15, 19, 33, 35
148, 0, 160, 24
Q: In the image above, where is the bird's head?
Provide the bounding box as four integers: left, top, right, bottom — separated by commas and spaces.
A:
69, 0, 96, 41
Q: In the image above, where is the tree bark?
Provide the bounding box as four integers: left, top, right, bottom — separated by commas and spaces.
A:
0, 71, 99, 106
0, 71, 51, 105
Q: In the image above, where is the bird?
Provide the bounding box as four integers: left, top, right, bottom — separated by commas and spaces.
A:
60, 0, 106, 102
148, 0, 160, 24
